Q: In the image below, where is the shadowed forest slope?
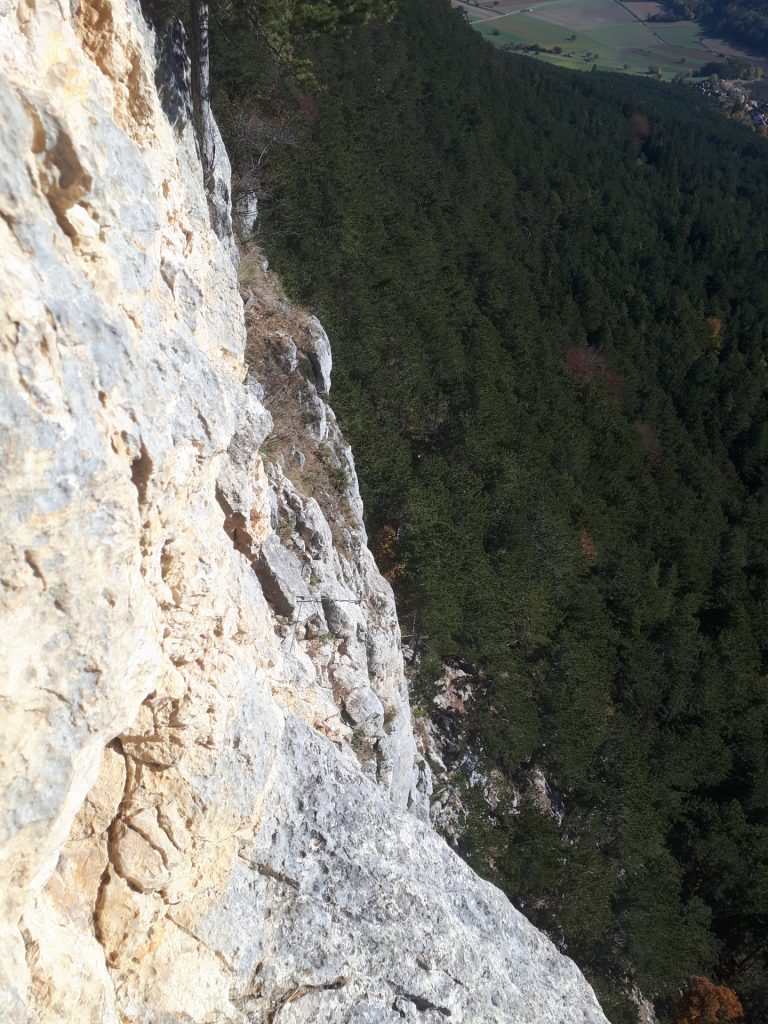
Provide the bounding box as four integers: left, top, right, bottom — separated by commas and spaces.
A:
212, 3, 768, 1020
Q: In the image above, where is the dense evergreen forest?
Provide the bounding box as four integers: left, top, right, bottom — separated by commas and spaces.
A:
211, 2, 768, 1020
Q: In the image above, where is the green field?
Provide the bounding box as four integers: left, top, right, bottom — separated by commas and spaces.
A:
476, 15, 593, 49
650, 21, 703, 47
461, 0, 766, 78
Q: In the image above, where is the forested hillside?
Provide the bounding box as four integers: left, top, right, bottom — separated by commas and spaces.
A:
212, 3, 768, 1020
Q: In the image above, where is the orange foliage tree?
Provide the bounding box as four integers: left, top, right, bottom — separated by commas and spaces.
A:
579, 528, 597, 565
371, 524, 406, 584
672, 977, 744, 1024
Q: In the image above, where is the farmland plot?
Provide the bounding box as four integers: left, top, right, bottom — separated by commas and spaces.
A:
457, 0, 768, 78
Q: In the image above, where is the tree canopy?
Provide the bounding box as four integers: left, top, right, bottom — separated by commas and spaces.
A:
212, 1, 768, 1020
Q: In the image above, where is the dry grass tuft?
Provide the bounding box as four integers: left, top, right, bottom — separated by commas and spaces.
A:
239, 240, 355, 542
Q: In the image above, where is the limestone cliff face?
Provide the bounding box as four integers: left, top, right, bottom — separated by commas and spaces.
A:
0, 1, 610, 1021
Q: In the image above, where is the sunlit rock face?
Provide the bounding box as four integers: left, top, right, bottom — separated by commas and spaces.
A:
0, 1, 610, 1021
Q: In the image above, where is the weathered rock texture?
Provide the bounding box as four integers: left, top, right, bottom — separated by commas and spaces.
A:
0, 0, 610, 1021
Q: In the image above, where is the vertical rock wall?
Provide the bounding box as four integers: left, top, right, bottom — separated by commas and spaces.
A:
0, 1, 610, 1021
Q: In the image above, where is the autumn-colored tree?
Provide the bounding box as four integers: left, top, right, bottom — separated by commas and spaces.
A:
628, 112, 651, 141
672, 977, 744, 1024
371, 524, 406, 584
579, 528, 597, 565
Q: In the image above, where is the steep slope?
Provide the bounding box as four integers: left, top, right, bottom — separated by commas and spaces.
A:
0, 0, 612, 1021
248, 2, 768, 1016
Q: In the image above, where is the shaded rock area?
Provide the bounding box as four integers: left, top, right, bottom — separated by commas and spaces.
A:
0, 0, 610, 1021
415, 664, 565, 845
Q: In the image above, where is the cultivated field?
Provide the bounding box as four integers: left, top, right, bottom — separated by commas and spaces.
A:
622, 2, 665, 20
455, 0, 768, 79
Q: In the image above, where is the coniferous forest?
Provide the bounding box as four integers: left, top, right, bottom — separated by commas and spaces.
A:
211, 2, 768, 1020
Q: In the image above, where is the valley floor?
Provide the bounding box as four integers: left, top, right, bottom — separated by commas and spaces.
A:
455, 0, 768, 79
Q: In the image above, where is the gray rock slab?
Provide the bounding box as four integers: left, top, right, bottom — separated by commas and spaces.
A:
223, 717, 610, 1024
256, 534, 312, 618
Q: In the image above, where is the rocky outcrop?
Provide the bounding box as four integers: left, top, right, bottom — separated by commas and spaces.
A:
416, 665, 564, 846
0, 0, 610, 1021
